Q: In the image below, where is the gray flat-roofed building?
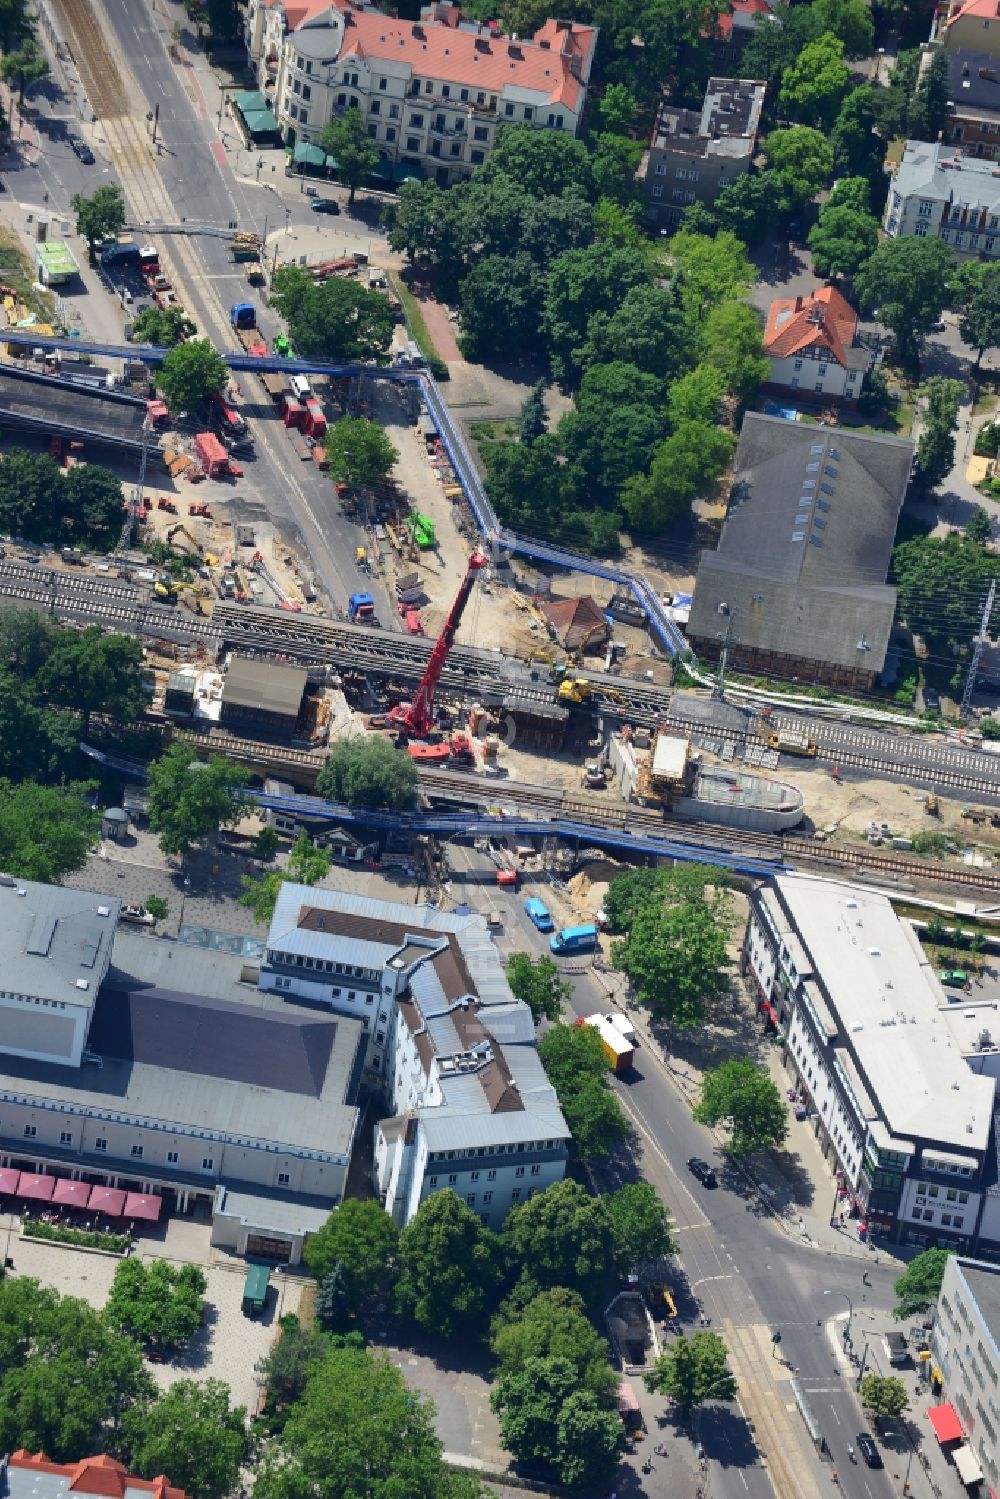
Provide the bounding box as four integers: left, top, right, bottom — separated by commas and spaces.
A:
220, 656, 307, 735
688, 414, 913, 690
641, 77, 765, 229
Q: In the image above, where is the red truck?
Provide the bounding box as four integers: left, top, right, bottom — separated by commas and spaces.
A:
195, 431, 242, 480
281, 395, 306, 430
304, 400, 326, 439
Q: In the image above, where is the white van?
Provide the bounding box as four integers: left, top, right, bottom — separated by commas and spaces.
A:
289, 374, 312, 401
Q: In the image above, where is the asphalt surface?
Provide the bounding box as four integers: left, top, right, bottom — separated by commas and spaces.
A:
446, 843, 909, 1499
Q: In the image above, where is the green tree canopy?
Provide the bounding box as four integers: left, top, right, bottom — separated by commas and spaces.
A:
395, 1190, 502, 1336
860, 1373, 909, 1422
612, 880, 733, 1026
0, 781, 99, 883
580, 283, 690, 381
519, 380, 548, 445
558, 361, 667, 507
958, 262, 1000, 364
458, 251, 546, 361
714, 171, 779, 244
779, 32, 850, 129
668, 229, 757, 320
506, 951, 572, 1023
893, 1247, 953, 1319
303, 1199, 399, 1311
123, 1380, 250, 1499
700, 301, 769, 404
693, 1058, 788, 1156
319, 107, 379, 202
543, 243, 650, 383
104, 1259, 207, 1349
491, 1356, 622, 1490
147, 745, 252, 857
831, 87, 886, 192
809, 0, 873, 56
668, 364, 727, 427
157, 340, 229, 414
763, 126, 834, 213
491, 1287, 617, 1404
0, 447, 128, 550
37, 624, 144, 732
644, 1330, 736, 1412
271, 268, 395, 363
503, 1179, 616, 1303
72, 185, 126, 257
254, 1314, 329, 1422
807, 201, 880, 281
538, 1022, 630, 1160
0, 37, 47, 103
606, 1181, 674, 1270
621, 420, 733, 534
891, 533, 998, 651
316, 735, 418, 810
603, 867, 671, 932
239, 830, 333, 924
484, 123, 595, 200
854, 237, 953, 369
323, 414, 399, 489
915, 376, 965, 492
967, 506, 994, 545
130, 305, 196, 347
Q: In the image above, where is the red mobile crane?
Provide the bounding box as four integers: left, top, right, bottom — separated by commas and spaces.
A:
388, 550, 488, 748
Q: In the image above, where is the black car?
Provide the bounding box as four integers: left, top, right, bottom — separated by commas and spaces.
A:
71, 138, 95, 164
687, 1157, 717, 1188
857, 1433, 882, 1469
310, 198, 340, 215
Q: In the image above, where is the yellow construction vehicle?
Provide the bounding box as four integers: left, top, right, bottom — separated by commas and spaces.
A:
153, 574, 177, 602
558, 677, 592, 704
925, 792, 939, 816
165, 523, 204, 558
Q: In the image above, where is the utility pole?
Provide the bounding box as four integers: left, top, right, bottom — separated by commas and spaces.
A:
960, 576, 997, 720
116, 419, 150, 559
713, 603, 736, 702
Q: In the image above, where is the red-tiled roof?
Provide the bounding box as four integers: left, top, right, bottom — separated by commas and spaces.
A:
943, 0, 1000, 29
763, 285, 858, 369
715, 0, 770, 43
539, 594, 608, 648
9, 1453, 189, 1499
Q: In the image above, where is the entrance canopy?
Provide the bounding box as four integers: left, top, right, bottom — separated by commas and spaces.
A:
0, 1168, 19, 1194
18, 1174, 54, 1203
928, 1402, 964, 1445
123, 1192, 162, 1222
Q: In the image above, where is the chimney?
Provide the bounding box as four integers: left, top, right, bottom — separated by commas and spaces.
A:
794, 295, 802, 311
413, 22, 424, 37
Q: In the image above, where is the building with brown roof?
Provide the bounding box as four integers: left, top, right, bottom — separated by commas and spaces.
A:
763, 286, 873, 405
242, 0, 596, 187
6, 1452, 189, 1499
640, 77, 765, 230
539, 594, 609, 652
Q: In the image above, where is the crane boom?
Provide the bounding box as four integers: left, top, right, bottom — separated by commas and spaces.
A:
391, 551, 488, 737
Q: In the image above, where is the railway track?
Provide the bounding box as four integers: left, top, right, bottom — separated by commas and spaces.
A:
52, 0, 127, 118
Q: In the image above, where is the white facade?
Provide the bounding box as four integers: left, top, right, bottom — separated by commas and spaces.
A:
243, 0, 595, 187
885, 140, 1000, 260
767, 350, 862, 402
932, 1256, 1000, 1492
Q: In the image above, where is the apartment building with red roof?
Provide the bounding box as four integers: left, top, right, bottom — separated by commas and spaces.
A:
4, 1452, 189, 1499
762, 286, 873, 405
242, 0, 596, 186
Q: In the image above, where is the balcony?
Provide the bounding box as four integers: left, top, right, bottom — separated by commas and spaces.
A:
428, 119, 466, 139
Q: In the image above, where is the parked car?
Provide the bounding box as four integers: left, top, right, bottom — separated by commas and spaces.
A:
120, 904, 155, 926
687, 1157, 717, 1188
924, 687, 941, 712
857, 1433, 882, 1469
310, 199, 340, 215
71, 138, 95, 164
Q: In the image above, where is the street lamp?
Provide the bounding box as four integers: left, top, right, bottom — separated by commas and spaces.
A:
823, 1289, 854, 1348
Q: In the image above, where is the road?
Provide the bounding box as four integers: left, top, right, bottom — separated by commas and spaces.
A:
443, 842, 910, 1499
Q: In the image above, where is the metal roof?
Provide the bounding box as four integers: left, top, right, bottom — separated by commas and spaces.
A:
0, 879, 120, 1010
223, 656, 307, 717
215, 1182, 334, 1236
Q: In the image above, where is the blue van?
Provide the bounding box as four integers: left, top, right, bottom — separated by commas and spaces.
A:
550, 923, 598, 956
524, 897, 554, 932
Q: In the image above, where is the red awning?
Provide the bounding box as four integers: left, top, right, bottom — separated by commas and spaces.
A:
928, 1402, 964, 1445
123, 1192, 162, 1222
51, 1179, 91, 1209
88, 1185, 126, 1216
17, 1174, 55, 1203
0, 1168, 20, 1194
760, 1001, 779, 1025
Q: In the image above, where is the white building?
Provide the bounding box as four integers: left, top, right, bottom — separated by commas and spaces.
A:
744, 876, 995, 1251
762, 285, 872, 405
884, 139, 1000, 260
262, 884, 570, 1227
930, 1255, 999, 1492
242, 0, 596, 187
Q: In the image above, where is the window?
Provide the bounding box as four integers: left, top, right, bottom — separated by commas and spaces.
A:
201, 1157, 214, 1172
524, 106, 533, 120
471, 149, 485, 165
474, 126, 488, 142
96, 1137, 108, 1152
915, 222, 928, 236
425, 80, 433, 94
818, 364, 828, 376
512, 1188, 521, 1201
379, 76, 388, 90
410, 113, 424, 127
515, 1165, 525, 1177
504, 102, 514, 117
131, 1144, 144, 1159
298, 109, 309, 126
466, 1193, 476, 1205
428, 1175, 438, 1187
278, 1172, 290, 1186
959, 1192, 970, 1204
484, 1191, 493, 1203
793, 359, 803, 371
371, 99, 380, 115
407, 136, 420, 151
389, 103, 399, 119
450, 142, 462, 156
942, 1213, 953, 1227
487, 1168, 497, 1181
918, 200, 934, 217
367, 124, 377, 138
167, 1150, 178, 1164
60, 1130, 72, 1144
448, 1173, 458, 1185
23, 1124, 35, 1138
443, 85, 451, 98
292, 78, 301, 95
287, 104, 298, 121
530, 1164, 541, 1176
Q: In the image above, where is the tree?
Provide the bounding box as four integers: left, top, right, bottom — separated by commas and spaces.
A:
543, 243, 650, 382
62, 465, 132, 550
908, 49, 950, 142
239, 830, 332, 923
854, 237, 953, 369
860, 1373, 910, 1423
621, 420, 733, 534
809, 0, 873, 57
779, 33, 850, 130
668, 364, 726, 427
893, 1247, 953, 1319
0, 37, 47, 104
714, 171, 779, 244
597, 82, 638, 134
558, 361, 667, 506
892, 533, 999, 650
589, 132, 644, 206
144, 894, 168, 921
0, 781, 99, 883
485, 124, 594, 200
581, 283, 690, 382
503, 1180, 616, 1303
458, 251, 546, 360
104, 1259, 207, 1349
915, 376, 964, 492
157, 340, 228, 414
491, 1357, 622, 1490
700, 301, 768, 403
606, 1182, 673, 1271
668, 229, 757, 320
146, 745, 252, 857
0, 608, 52, 679
959, 263, 1000, 365
315, 1265, 351, 1333
538, 1023, 630, 1160
129, 305, 196, 347
395, 1191, 500, 1337
204, 0, 241, 39
519, 380, 548, 445
319, 106, 379, 202
253, 1341, 479, 1499
693, 1058, 788, 1156
72, 185, 126, 259
807, 203, 879, 281
253, 825, 280, 861
831, 87, 885, 193
603, 867, 670, 932
506, 951, 571, 1023
323, 415, 398, 489
763, 127, 834, 214
123, 1380, 249, 1499
612, 890, 733, 1027
254, 1314, 329, 1419
37, 624, 144, 732
491, 1287, 617, 1404
0, 1279, 153, 1461
967, 506, 994, 545
316, 735, 418, 810
303, 1199, 399, 1311
271, 268, 395, 363
644, 1331, 736, 1413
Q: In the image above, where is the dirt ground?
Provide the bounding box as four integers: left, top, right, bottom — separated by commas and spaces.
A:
784, 762, 1000, 857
